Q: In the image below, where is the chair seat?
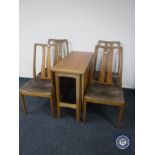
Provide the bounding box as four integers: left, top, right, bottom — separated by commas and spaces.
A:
85, 82, 125, 104
20, 79, 52, 94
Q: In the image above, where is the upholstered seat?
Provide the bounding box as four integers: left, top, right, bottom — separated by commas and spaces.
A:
20, 79, 52, 94
85, 82, 124, 104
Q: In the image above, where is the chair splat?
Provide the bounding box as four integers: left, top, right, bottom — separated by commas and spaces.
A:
33, 43, 59, 80
41, 46, 46, 79
48, 39, 69, 60
92, 45, 123, 85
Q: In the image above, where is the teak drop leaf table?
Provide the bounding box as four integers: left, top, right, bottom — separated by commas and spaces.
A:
52, 51, 94, 121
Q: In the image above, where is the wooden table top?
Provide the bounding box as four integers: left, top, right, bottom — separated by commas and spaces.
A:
52, 51, 93, 74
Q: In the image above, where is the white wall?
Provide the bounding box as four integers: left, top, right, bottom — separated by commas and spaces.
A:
19, 0, 135, 88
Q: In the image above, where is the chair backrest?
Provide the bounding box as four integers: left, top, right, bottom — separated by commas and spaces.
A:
33, 43, 59, 80
48, 39, 69, 60
98, 40, 120, 47
91, 45, 123, 85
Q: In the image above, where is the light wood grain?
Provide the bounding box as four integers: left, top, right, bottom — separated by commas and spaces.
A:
99, 50, 107, 82
98, 40, 120, 47
41, 46, 46, 79
84, 45, 125, 128
106, 47, 113, 84
53, 52, 93, 121
59, 102, 76, 109
52, 52, 93, 74
20, 43, 59, 117
91, 45, 123, 86
48, 39, 69, 60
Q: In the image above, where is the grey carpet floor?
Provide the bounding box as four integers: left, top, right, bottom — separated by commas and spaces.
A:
19, 78, 135, 155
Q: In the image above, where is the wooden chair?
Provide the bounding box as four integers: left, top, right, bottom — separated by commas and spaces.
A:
19, 43, 59, 117
83, 45, 125, 128
48, 39, 73, 100
98, 40, 120, 47
48, 39, 69, 60
37, 39, 69, 78
92, 40, 122, 86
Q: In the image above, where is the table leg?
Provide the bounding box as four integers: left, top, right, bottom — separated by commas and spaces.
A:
55, 72, 81, 122
81, 75, 84, 112
55, 73, 60, 118
76, 75, 80, 122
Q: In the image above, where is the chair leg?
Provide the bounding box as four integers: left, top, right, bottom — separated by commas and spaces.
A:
116, 105, 125, 128
19, 92, 27, 114
83, 99, 87, 122
49, 95, 54, 118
